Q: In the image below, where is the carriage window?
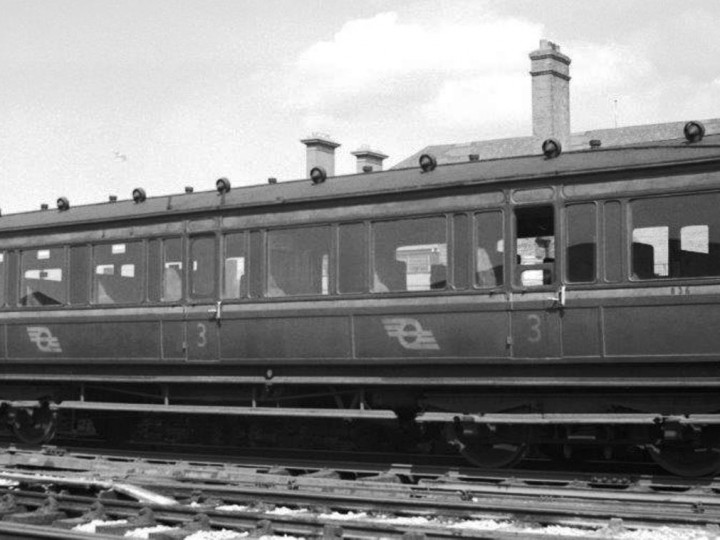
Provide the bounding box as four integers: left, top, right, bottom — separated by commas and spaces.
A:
162, 238, 183, 301
604, 201, 622, 282
93, 242, 145, 304
20, 247, 66, 305
475, 212, 504, 288
190, 236, 216, 299
0, 253, 5, 306
566, 204, 597, 283
223, 233, 246, 299
339, 223, 367, 294
631, 193, 720, 279
267, 226, 331, 297
515, 206, 555, 287
372, 217, 447, 292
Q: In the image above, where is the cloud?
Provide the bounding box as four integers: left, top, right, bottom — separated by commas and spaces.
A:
290, 10, 543, 136
420, 73, 531, 138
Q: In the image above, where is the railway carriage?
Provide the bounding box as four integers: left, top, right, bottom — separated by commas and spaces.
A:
3, 124, 720, 476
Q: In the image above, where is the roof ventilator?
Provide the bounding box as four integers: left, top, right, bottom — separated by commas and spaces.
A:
57, 197, 70, 211
216, 177, 231, 194
684, 121, 705, 143
310, 166, 327, 184
419, 153, 437, 172
132, 188, 147, 203
542, 138, 562, 159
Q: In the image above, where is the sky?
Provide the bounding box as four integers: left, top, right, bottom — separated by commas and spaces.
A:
1, 0, 719, 214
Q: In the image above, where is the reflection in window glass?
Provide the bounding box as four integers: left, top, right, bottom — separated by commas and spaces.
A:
631, 194, 720, 279
190, 237, 216, 298
475, 212, 504, 287
162, 238, 183, 301
372, 217, 447, 292
515, 206, 555, 287
223, 233, 246, 299
566, 204, 597, 283
93, 242, 145, 304
267, 226, 331, 297
338, 223, 367, 293
20, 247, 66, 305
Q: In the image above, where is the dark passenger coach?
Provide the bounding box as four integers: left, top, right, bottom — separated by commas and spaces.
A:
2, 123, 720, 476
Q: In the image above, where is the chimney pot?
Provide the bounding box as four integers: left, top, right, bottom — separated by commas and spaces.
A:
589, 139, 602, 149
185, 186, 194, 194
529, 39, 571, 150
469, 154, 479, 162
41, 203, 48, 210
268, 177, 277, 184
351, 147, 388, 173
109, 195, 118, 202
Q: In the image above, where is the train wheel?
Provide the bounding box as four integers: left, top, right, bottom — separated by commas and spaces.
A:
10, 406, 57, 445
647, 444, 720, 477
445, 422, 526, 469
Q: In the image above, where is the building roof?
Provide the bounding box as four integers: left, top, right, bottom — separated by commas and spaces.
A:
393, 118, 720, 169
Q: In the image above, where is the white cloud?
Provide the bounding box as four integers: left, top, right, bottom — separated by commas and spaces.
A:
291, 10, 543, 132
421, 73, 530, 137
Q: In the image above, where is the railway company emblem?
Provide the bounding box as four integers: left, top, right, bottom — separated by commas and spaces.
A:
382, 318, 440, 351
26, 327, 62, 353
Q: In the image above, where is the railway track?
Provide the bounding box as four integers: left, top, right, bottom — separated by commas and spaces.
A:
0, 445, 718, 538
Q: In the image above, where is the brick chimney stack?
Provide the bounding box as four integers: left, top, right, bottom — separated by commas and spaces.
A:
300, 134, 340, 177
529, 40, 571, 149
350, 147, 388, 173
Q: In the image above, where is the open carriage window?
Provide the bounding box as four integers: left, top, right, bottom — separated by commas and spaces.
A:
267, 226, 331, 297
20, 247, 67, 306
515, 206, 555, 287
372, 217, 447, 292
92, 242, 145, 304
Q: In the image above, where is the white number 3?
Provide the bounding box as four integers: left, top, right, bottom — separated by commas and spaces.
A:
196, 322, 207, 348
527, 314, 542, 343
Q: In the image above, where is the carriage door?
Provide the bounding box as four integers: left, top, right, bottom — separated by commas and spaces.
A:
510, 205, 562, 359
186, 235, 220, 361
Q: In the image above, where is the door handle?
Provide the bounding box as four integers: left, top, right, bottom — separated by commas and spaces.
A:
548, 285, 566, 307
208, 301, 222, 321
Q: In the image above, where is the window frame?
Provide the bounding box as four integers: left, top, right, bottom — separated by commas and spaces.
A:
628, 191, 720, 283
265, 223, 334, 298
222, 231, 248, 301
369, 214, 450, 294
512, 204, 557, 290
564, 202, 599, 284
90, 240, 147, 306
472, 209, 505, 290
18, 245, 69, 307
